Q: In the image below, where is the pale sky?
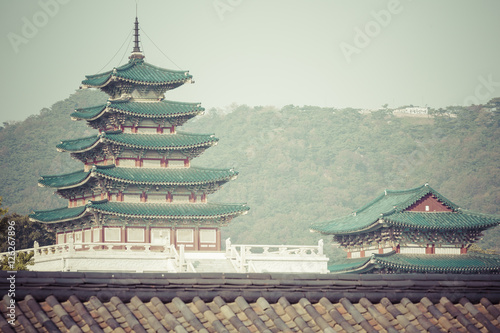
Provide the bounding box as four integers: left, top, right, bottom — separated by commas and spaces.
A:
1, 0, 499, 123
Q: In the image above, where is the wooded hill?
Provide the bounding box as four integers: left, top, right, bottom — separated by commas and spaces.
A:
0, 90, 498, 257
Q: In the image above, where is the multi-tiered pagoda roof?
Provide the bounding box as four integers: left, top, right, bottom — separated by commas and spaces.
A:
30, 18, 248, 251
311, 184, 500, 273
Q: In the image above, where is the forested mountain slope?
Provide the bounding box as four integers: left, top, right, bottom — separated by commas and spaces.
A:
0, 90, 498, 253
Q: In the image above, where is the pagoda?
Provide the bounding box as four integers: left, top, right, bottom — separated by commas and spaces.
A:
311, 184, 500, 273
29, 18, 249, 253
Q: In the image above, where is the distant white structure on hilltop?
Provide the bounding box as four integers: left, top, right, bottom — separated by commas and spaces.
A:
394, 106, 429, 115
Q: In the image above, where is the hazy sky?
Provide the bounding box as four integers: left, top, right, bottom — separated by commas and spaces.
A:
1, 0, 499, 123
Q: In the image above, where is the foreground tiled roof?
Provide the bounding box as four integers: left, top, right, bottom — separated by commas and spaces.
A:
71, 99, 204, 120
81, 58, 192, 87
1, 271, 499, 332
56, 131, 218, 153
38, 165, 238, 189
311, 184, 499, 235
30, 201, 250, 223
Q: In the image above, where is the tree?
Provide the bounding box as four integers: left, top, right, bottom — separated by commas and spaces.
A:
0, 251, 34, 270
0, 197, 7, 216
0, 213, 55, 252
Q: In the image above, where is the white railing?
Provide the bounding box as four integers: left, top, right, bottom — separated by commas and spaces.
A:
225, 238, 324, 273
27, 240, 176, 257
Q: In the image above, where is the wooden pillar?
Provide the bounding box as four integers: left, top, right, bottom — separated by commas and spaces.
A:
461, 245, 467, 254
145, 225, 150, 244
194, 227, 199, 251
360, 250, 365, 258
347, 251, 352, 259
122, 227, 126, 243
216, 229, 221, 251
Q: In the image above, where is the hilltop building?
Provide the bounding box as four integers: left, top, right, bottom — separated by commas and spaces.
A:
311, 184, 500, 274
23, 18, 327, 273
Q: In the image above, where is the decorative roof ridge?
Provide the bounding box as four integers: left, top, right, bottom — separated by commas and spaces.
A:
353, 185, 428, 214
139, 60, 188, 74
396, 184, 459, 212
83, 58, 187, 81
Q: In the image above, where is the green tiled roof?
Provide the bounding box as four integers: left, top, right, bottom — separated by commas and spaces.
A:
37, 166, 237, 189
384, 211, 499, 230
70, 105, 106, 120
56, 135, 100, 152
90, 201, 249, 219
29, 206, 87, 223
81, 59, 192, 87
38, 170, 90, 188
30, 201, 249, 223
310, 184, 495, 235
71, 100, 204, 120
94, 165, 237, 185
374, 253, 500, 273
328, 257, 371, 273
57, 131, 218, 152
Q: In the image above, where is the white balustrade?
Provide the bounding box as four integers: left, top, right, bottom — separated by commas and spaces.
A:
226, 239, 325, 273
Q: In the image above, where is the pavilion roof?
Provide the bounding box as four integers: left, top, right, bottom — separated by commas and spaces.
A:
81, 58, 191, 88
56, 131, 218, 153
29, 200, 249, 223
38, 165, 238, 189
310, 184, 499, 235
71, 99, 204, 121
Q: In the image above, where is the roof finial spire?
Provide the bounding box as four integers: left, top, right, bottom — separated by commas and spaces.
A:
129, 16, 145, 60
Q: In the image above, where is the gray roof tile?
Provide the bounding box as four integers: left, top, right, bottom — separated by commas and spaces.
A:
2, 272, 500, 332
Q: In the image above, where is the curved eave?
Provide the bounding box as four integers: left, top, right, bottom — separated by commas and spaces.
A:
310, 219, 384, 236
109, 106, 204, 119
29, 206, 88, 224
328, 258, 373, 274
101, 137, 218, 150
38, 172, 92, 190
56, 137, 100, 153
70, 106, 107, 121
82, 74, 192, 89
89, 202, 250, 219
384, 220, 499, 231
112, 74, 191, 86
383, 212, 500, 231
92, 168, 238, 186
